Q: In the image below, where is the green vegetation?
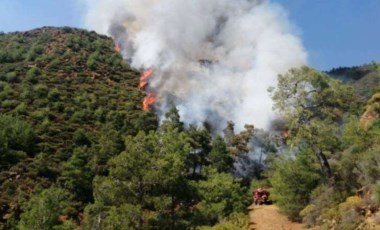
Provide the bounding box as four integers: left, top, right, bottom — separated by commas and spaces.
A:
0, 27, 251, 229
0, 27, 157, 229
265, 64, 380, 229
1, 26, 379, 230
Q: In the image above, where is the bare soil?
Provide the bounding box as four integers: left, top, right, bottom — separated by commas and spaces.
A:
248, 204, 307, 230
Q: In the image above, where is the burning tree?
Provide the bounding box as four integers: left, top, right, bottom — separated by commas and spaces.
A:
138, 68, 156, 112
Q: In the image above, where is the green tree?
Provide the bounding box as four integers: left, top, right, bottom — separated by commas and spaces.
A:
186, 125, 212, 177
192, 167, 249, 226
103, 204, 143, 230
223, 122, 254, 157
60, 147, 93, 203
73, 128, 91, 147
89, 124, 124, 175
270, 66, 356, 181
160, 106, 184, 133
209, 136, 233, 173
18, 187, 72, 230
84, 130, 192, 229
269, 149, 322, 220
0, 115, 35, 169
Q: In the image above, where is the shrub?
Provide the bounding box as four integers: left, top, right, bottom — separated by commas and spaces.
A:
269, 149, 322, 221
86, 51, 100, 70
25, 67, 41, 84
330, 196, 364, 230
302, 185, 348, 227
6, 71, 19, 83
197, 212, 249, 230
48, 59, 61, 69
192, 167, 250, 226
86, 57, 97, 70
48, 88, 61, 101
374, 182, 380, 206
33, 83, 49, 97
31, 110, 46, 121
73, 128, 91, 147
0, 82, 7, 92
1, 100, 18, 109
0, 115, 35, 156
357, 146, 380, 186
14, 102, 27, 115
18, 187, 72, 230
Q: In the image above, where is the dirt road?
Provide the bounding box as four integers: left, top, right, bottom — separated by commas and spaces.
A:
248, 204, 305, 230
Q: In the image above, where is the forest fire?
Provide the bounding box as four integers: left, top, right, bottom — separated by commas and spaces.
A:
114, 43, 121, 53
143, 93, 156, 112
139, 68, 154, 90
281, 127, 289, 143
139, 68, 156, 111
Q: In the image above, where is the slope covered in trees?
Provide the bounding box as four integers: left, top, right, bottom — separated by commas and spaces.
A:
0, 26, 159, 229
0, 27, 253, 229
327, 63, 380, 100
1, 26, 379, 230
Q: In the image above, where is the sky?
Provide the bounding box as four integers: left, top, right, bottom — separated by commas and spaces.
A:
0, 0, 379, 70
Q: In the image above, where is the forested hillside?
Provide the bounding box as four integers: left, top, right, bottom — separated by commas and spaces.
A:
0, 27, 158, 229
327, 63, 380, 100
0, 27, 253, 229
1, 27, 379, 230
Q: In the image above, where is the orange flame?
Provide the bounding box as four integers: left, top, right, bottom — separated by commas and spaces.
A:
139, 68, 154, 90
143, 93, 156, 111
114, 43, 121, 53
281, 127, 289, 143
140, 68, 156, 111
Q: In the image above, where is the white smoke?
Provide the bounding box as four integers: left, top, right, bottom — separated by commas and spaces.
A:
82, 0, 307, 132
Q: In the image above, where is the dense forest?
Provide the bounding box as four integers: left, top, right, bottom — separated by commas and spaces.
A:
0, 27, 379, 229
0, 27, 253, 229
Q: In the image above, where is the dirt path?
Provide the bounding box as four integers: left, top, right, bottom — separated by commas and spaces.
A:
248, 204, 306, 230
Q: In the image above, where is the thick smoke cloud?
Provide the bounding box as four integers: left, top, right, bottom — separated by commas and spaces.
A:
82, 0, 307, 132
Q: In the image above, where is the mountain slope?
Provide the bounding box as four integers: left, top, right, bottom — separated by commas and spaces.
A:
326, 63, 380, 100
0, 27, 157, 227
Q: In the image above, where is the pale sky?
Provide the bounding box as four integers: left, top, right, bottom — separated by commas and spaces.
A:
0, 0, 379, 70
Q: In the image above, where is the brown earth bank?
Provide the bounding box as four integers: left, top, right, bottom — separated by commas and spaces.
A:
248, 204, 315, 230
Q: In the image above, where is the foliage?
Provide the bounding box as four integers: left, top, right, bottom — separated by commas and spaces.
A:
0, 26, 246, 228
84, 129, 193, 229
197, 212, 249, 230
269, 65, 380, 228
84, 115, 249, 229
209, 136, 234, 173
270, 66, 356, 180
17, 187, 72, 230
0, 27, 157, 228
269, 149, 322, 221
59, 147, 93, 203
223, 122, 254, 157
0, 115, 35, 170
2, 27, 378, 230
192, 167, 249, 226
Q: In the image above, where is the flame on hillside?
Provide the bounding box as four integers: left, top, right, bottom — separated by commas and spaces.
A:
139, 68, 156, 111
143, 93, 156, 112
281, 127, 289, 143
139, 68, 154, 90
85, 0, 308, 130
114, 43, 121, 53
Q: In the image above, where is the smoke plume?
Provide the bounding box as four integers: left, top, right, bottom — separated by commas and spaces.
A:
82, 0, 307, 132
